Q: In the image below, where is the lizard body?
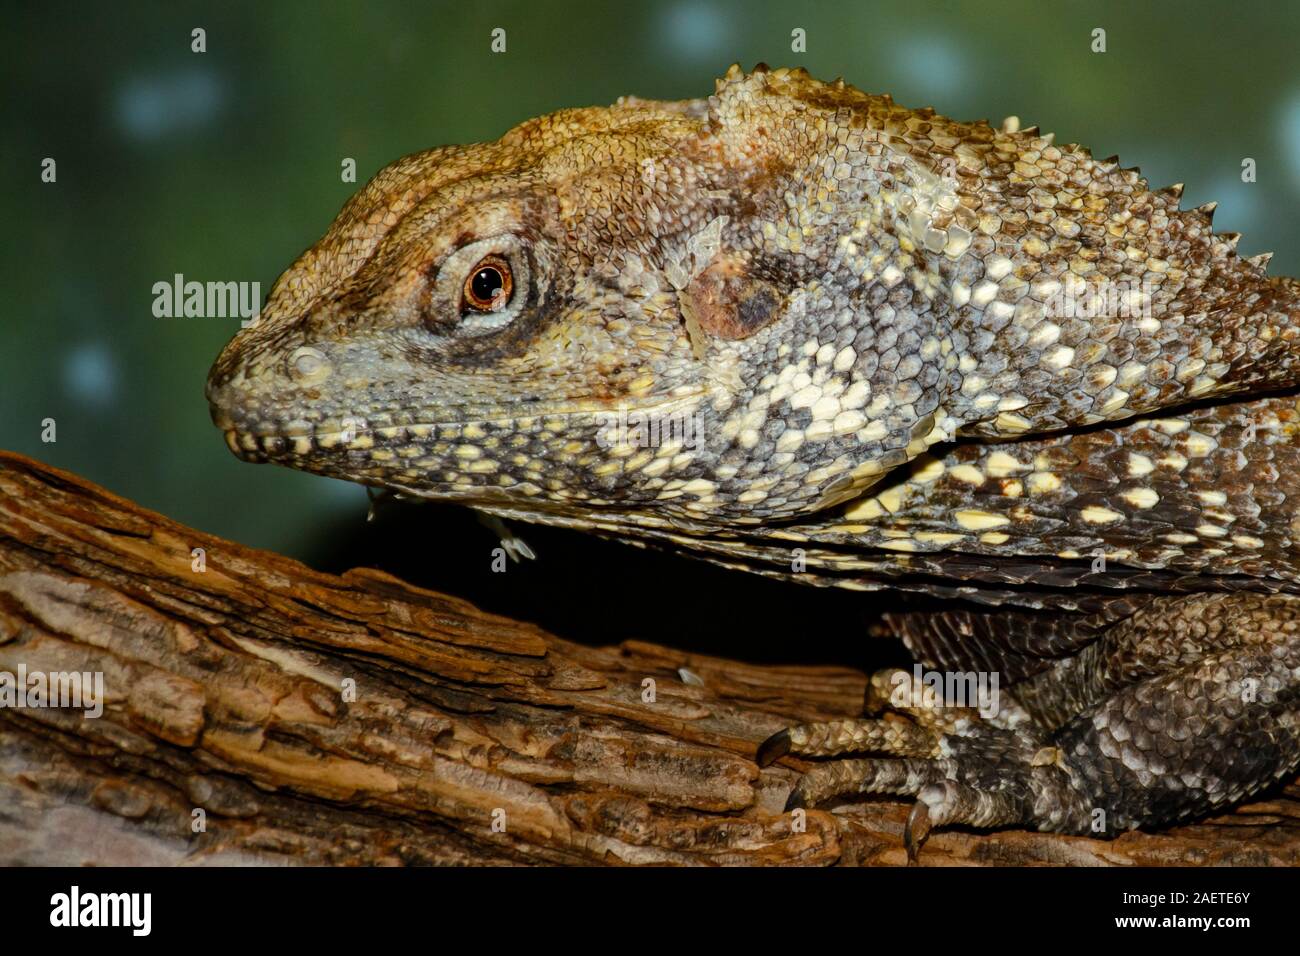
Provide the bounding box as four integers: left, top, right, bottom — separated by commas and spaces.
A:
208, 66, 1300, 856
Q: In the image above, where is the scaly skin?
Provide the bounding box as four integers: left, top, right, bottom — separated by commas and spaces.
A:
207, 66, 1300, 858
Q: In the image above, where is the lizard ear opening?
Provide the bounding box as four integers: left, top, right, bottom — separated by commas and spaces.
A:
426, 235, 531, 336
680, 252, 784, 350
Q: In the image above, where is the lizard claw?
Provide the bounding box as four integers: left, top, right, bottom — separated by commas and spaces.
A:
365, 487, 393, 523
904, 799, 932, 864
756, 728, 792, 767
476, 511, 537, 561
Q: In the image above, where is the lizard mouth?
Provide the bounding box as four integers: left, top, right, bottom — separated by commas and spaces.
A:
211, 390, 710, 468
217, 422, 392, 464
210, 406, 321, 464
220, 428, 301, 463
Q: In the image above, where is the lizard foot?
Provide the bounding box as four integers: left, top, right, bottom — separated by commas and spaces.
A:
758, 594, 1300, 859
758, 667, 1080, 859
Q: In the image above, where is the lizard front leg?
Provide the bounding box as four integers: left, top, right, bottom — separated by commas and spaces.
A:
758, 593, 1300, 858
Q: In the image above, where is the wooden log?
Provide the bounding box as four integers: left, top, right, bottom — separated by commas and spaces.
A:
0, 450, 1296, 866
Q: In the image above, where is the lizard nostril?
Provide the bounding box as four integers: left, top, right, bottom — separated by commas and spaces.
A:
288, 346, 332, 385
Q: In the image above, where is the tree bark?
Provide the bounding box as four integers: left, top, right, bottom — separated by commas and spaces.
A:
1, 450, 1296, 866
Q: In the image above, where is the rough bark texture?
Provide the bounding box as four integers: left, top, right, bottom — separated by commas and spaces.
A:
1, 450, 1297, 866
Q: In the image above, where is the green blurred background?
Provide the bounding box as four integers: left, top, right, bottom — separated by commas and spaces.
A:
6, 0, 1300, 649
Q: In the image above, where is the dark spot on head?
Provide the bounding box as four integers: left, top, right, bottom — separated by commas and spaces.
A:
737, 287, 778, 333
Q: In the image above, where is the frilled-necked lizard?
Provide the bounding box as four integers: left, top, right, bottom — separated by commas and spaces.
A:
207, 65, 1300, 859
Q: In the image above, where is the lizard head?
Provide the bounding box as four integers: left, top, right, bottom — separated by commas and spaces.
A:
208, 67, 947, 531
207, 98, 715, 520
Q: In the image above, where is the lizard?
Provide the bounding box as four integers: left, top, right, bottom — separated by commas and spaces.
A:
206, 64, 1300, 859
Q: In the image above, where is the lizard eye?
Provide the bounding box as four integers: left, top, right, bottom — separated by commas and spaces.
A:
462, 256, 513, 314
427, 235, 531, 336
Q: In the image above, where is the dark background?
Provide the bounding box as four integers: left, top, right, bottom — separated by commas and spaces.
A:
6, 0, 1300, 659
